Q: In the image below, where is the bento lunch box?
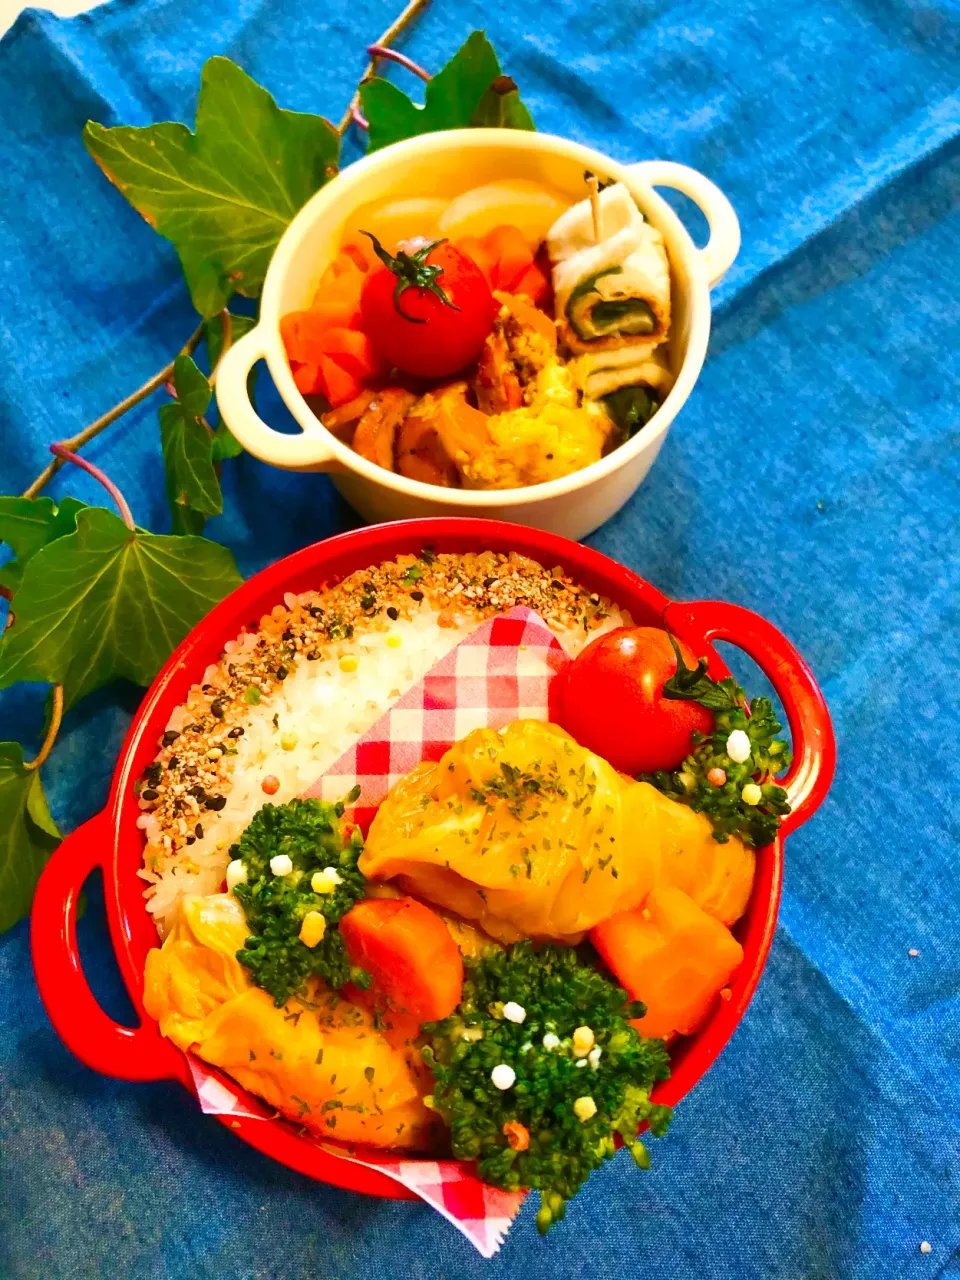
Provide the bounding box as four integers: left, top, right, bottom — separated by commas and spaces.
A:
31, 519, 834, 1198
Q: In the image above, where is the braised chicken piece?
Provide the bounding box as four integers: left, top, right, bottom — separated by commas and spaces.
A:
320, 388, 380, 439
348, 388, 418, 471
473, 291, 558, 414
395, 393, 461, 487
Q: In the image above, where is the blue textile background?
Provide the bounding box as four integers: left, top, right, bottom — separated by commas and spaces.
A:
1, 0, 959, 1275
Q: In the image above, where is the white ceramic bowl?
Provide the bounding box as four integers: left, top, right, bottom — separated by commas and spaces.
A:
216, 130, 740, 540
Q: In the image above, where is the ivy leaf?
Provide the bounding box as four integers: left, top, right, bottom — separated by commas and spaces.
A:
0, 506, 242, 708
470, 75, 536, 130
0, 497, 57, 592
205, 311, 257, 461
0, 496, 58, 563
361, 31, 535, 152
0, 496, 88, 593
84, 57, 341, 317
0, 742, 61, 934
160, 355, 221, 534
50, 497, 88, 539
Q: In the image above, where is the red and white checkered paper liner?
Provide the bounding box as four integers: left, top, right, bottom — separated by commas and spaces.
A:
302, 606, 571, 831
186, 608, 574, 1256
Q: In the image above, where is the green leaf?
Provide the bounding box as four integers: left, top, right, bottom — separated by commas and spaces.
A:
84, 57, 340, 317
210, 421, 244, 463
160, 355, 221, 533
361, 31, 535, 152
172, 352, 213, 419
205, 311, 257, 461
0, 496, 88, 593
50, 497, 88, 540
0, 496, 58, 563
470, 75, 536, 130
0, 742, 60, 934
0, 506, 242, 708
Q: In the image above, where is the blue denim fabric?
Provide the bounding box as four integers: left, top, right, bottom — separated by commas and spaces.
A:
1, 1, 958, 1275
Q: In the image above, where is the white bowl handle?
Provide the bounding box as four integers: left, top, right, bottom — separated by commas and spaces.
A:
625, 160, 741, 289
215, 326, 338, 471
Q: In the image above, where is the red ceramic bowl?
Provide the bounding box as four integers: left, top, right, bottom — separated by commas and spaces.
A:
31, 519, 835, 1200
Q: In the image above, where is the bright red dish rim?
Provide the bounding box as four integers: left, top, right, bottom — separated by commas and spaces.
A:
31, 518, 835, 1201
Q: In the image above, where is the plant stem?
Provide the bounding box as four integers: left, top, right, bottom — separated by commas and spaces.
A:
366, 44, 432, 81
24, 685, 63, 773
338, 0, 431, 135
208, 309, 233, 387
22, 321, 205, 501
49, 445, 136, 531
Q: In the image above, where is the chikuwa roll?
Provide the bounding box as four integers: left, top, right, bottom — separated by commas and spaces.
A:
548, 182, 671, 354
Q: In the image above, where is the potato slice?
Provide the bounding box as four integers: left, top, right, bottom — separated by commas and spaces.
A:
438, 179, 571, 248
341, 197, 448, 256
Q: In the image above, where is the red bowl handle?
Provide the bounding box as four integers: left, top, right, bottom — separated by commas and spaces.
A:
31, 811, 184, 1082
662, 600, 836, 836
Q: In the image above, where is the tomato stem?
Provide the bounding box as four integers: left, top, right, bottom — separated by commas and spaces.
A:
361, 231, 460, 323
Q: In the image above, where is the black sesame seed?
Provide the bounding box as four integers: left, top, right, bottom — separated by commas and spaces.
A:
227, 726, 244, 739
188, 785, 206, 799
282, 629, 293, 641
188, 723, 204, 733
202, 684, 215, 694
410, 590, 424, 602
205, 794, 227, 812
307, 651, 320, 661
141, 788, 159, 802
308, 606, 324, 619
386, 606, 399, 621
167, 757, 180, 770
483, 577, 497, 589
276, 665, 289, 680
185, 836, 196, 846
183, 764, 198, 777
210, 699, 226, 719
162, 730, 179, 746
195, 823, 204, 839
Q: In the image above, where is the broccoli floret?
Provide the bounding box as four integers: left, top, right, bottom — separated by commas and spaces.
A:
232, 795, 367, 1005
640, 639, 793, 847
420, 942, 671, 1233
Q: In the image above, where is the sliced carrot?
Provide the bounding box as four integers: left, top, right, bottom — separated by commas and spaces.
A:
502, 371, 523, 410
485, 224, 534, 292
340, 896, 464, 1024
316, 353, 364, 407
316, 327, 386, 379
280, 311, 304, 357
456, 234, 498, 286
341, 240, 373, 273
511, 262, 550, 306
591, 886, 744, 1041
292, 361, 324, 396
311, 261, 365, 328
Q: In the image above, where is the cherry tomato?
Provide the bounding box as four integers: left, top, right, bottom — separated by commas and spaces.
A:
359, 234, 496, 378
555, 626, 713, 775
